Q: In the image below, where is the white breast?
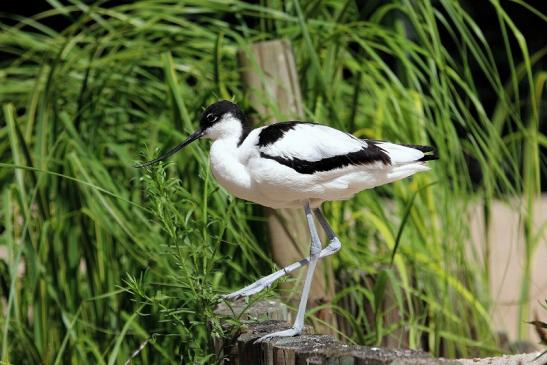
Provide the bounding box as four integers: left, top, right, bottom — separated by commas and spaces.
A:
209, 140, 257, 202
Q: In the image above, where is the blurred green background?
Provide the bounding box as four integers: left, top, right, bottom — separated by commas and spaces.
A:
0, 0, 545, 364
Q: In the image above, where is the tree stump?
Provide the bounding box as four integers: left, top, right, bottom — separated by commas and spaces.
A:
214, 300, 462, 364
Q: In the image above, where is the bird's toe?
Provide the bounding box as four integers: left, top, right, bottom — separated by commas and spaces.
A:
254, 327, 302, 343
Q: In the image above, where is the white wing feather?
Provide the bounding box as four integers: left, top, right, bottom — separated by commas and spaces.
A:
376, 142, 425, 164
259, 124, 366, 161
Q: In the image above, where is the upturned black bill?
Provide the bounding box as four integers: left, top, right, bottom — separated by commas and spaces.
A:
135, 129, 204, 168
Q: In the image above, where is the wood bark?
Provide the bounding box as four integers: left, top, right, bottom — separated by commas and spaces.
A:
215, 300, 452, 365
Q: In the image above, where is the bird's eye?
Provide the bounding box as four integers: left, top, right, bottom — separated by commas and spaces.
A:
206, 113, 216, 123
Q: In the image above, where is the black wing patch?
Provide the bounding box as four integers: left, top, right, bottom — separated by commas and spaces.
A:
260, 141, 391, 175
257, 121, 315, 147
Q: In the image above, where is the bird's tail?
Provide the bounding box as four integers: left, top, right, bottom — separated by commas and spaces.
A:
373, 141, 439, 165
400, 144, 438, 162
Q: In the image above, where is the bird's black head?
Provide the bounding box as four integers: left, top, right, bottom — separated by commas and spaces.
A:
199, 100, 246, 131
135, 100, 248, 168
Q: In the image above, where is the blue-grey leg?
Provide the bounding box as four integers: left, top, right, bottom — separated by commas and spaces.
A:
222, 206, 341, 300
312, 207, 342, 256
255, 201, 322, 342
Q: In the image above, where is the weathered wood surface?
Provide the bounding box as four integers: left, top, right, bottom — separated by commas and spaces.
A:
238, 39, 337, 334
215, 300, 460, 365
226, 319, 459, 365
216, 300, 546, 364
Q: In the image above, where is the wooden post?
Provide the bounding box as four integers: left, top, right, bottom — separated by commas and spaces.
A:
217, 300, 538, 364
214, 299, 290, 364
216, 301, 438, 364
238, 39, 337, 334
235, 322, 447, 365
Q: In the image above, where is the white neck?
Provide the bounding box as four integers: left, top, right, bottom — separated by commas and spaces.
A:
208, 125, 256, 203
203, 114, 244, 145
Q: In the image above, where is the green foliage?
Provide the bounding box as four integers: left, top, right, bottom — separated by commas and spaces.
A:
0, 0, 544, 363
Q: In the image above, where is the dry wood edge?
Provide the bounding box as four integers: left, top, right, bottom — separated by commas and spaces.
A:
214, 300, 545, 365
214, 300, 449, 364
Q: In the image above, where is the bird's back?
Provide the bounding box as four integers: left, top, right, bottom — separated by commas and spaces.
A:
238, 122, 436, 208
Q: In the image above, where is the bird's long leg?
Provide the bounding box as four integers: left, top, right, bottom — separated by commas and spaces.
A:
312, 207, 342, 256
222, 206, 341, 300
222, 258, 309, 299
255, 201, 322, 342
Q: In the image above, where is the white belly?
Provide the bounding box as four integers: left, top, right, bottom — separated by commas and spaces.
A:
246, 156, 430, 208
209, 141, 258, 203
209, 140, 429, 210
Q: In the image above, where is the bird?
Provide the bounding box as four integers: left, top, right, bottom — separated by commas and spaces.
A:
136, 99, 438, 342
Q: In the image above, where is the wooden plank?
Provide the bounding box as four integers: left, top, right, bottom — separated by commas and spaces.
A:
234, 320, 458, 365
238, 39, 337, 335
216, 300, 534, 365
